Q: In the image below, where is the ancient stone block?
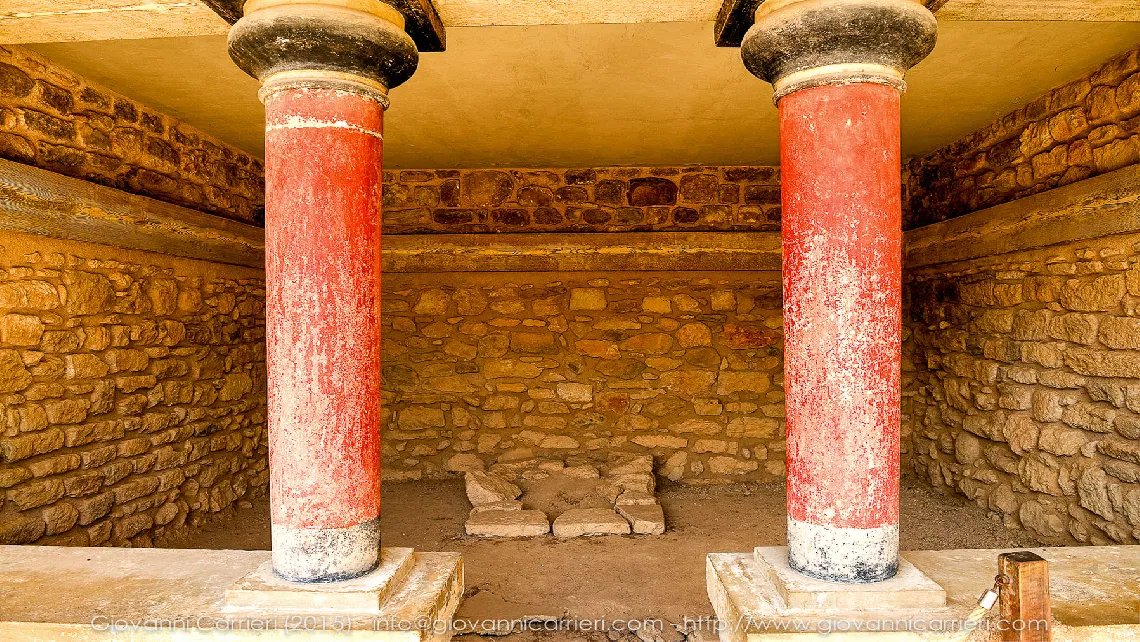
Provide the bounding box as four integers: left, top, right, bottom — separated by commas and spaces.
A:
552, 508, 630, 538
465, 471, 521, 505
568, 288, 606, 310
627, 178, 677, 206
617, 503, 665, 535
466, 509, 549, 537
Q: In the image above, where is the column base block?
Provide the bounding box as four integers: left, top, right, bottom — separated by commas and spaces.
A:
754, 546, 946, 611
226, 546, 416, 612
708, 549, 948, 642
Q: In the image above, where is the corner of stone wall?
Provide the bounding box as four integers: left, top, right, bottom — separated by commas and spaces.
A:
903, 45, 1140, 229
0, 232, 268, 547
0, 45, 264, 225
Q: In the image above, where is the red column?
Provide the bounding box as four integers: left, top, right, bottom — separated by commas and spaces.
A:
263, 86, 384, 582
227, 0, 417, 583
781, 83, 902, 582
737, 0, 936, 582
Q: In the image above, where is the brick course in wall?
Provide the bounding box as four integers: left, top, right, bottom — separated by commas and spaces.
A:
903, 46, 1140, 229
906, 232, 1140, 546
380, 271, 788, 483
381, 166, 781, 234
0, 45, 264, 225
0, 231, 267, 547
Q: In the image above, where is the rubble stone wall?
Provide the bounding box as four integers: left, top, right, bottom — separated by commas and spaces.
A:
381, 166, 781, 234
0, 45, 263, 224
906, 227, 1140, 545
380, 271, 788, 484
0, 230, 267, 547
904, 46, 1140, 229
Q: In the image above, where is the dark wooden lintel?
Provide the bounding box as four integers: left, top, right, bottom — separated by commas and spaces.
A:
200, 0, 446, 52
714, 0, 764, 47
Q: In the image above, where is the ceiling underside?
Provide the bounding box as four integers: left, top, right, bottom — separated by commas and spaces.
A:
21, 19, 1140, 168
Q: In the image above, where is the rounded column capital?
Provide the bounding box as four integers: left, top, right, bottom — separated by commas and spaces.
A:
228, 0, 419, 107
741, 0, 936, 103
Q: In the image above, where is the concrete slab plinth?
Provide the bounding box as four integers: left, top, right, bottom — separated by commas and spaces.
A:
225, 547, 417, 612
753, 546, 946, 611
0, 545, 463, 641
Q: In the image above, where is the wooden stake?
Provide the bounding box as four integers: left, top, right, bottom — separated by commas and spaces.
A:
998, 551, 1052, 642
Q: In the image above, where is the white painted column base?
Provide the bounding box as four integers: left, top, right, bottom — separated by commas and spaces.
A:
271, 515, 380, 583
787, 516, 899, 583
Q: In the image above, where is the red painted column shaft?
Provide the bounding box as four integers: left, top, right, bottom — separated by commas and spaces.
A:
781, 82, 902, 582
264, 86, 384, 582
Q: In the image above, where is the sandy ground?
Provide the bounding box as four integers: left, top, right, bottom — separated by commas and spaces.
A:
167, 476, 1040, 638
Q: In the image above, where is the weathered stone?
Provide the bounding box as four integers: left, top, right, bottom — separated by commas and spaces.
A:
716, 371, 771, 395
641, 296, 671, 314
553, 508, 630, 538
63, 271, 114, 315
677, 323, 712, 348
462, 170, 513, 207
1037, 426, 1089, 456
484, 359, 542, 379
1077, 467, 1114, 520
627, 178, 677, 206
465, 509, 549, 537
446, 453, 486, 473
0, 313, 44, 346
619, 333, 673, 354
1099, 316, 1140, 349
575, 339, 619, 359
707, 456, 759, 475
617, 503, 665, 535
568, 288, 607, 311
658, 370, 716, 395
398, 406, 446, 430
0, 512, 45, 544
413, 289, 450, 315
1064, 348, 1140, 378
1019, 500, 1066, 538
0, 349, 32, 393
465, 471, 522, 505
1059, 274, 1125, 311
555, 382, 592, 403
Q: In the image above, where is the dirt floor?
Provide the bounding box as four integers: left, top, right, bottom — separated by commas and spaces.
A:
168, 477, 1040, 640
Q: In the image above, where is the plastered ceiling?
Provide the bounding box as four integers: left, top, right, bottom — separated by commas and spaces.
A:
25, 20, 1140, 168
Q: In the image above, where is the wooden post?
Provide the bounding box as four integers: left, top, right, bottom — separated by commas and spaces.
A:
999, 551, 1052, 642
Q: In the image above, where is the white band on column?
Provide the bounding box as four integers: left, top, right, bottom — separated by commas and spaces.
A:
787, 516, 899, 583
271, 516, 380, 583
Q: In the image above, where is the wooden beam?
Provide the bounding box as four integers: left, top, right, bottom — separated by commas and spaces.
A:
998, 551, 1052, 642
199, 0, 242, 23
0, 1, 229, 44
935, 0, 1140, 21
714, 0, 763, 47
381, 231, 783, 273
715, 0, 1137, 46
0, 159, 265, 269
903, 164, 1140, 269
199, 0, 446, 52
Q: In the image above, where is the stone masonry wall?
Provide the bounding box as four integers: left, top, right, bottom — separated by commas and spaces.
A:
906, 231, 1140, 546
904, 45, 1140, 229
381, 166, 781, 234
380, 271, 788, 484
0, 231, 267, 547
0, 45, 264, 224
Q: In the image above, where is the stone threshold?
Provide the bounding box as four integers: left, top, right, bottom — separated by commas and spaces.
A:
707, 545, 1140, 641
0, 545, 463, 641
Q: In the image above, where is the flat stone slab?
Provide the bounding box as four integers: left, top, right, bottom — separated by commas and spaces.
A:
227, 547, 416, 612
552, 508, 631, 538
466, 509, 549, 537
0, 545, 463, 641
618, 503, 665, 535
469, 500, 523, 514
615, 489, 657, 506
753, 546, 946, 611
